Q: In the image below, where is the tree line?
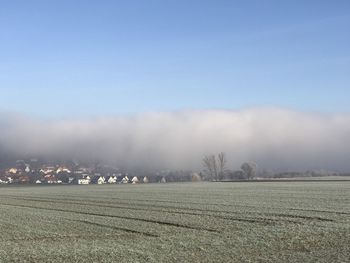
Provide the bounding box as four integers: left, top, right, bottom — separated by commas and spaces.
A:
202, 152, 257, 181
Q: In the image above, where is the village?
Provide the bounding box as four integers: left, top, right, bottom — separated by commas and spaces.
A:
0, 159, 202, 185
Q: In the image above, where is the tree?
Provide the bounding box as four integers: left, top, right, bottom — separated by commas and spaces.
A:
203, 152, 227, 181
217, 152, 227, 180
202, 155, 218, 181
241, 161, 257, 180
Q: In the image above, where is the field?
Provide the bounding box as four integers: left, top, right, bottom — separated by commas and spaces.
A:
0, 182, 349, 262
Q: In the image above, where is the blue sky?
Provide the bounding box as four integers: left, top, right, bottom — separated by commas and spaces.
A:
1, 0, 349, 117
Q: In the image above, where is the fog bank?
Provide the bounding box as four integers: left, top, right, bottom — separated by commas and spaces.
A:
1, 108, 350, 171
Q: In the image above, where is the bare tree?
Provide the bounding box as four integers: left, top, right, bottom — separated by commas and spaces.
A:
212, 155, 218, 181
203, 153, 227, 181
217, 152, 227, 180
241, 161, 257, 180
202, 155, 218, 181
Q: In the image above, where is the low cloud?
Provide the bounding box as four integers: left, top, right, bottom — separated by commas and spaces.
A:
1, 108, 350, 171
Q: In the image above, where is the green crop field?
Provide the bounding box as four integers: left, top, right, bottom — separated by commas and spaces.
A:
0, 182, 349, 262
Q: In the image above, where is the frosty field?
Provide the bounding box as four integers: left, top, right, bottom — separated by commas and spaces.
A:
0, 182, 349, 262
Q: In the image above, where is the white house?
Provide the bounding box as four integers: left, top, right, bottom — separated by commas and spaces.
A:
78, 175, 91, 185
160, 177, 166, 183
78, 178, 90, 185
56, 166, 72, 174
108, 175, 117, 184
97, 176, 106, 184
121, 176, 129, 184
7, 177, 13, 184
40, 167, 55, 175
143, 176, 149, 183
131, 176, 139, 184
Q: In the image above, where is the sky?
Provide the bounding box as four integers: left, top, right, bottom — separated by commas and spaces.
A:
1, 1, 350, 171
0, 0, 349, 117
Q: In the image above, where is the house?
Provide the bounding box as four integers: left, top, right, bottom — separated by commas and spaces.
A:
107, 175, 117, 184
160, 177, 166, 183
78, 175, 91, 185
8, 168, 17, 174
90, 175, 105, 184
84, 175, 91, 181
131, 176, 139, 184
24, 165, 31, 173
121, 176, 129, 184
40, 167, 55, 175
78, 178, 90, 185
35, 180, 42, 184
68, 177, 75, 184
7, 177, 13, 184
143, 176, 149, 183
97, 176, 106, 184
56, 166, 71, 174
0, 179, 7, 184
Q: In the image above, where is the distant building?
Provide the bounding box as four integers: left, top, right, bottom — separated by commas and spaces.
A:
56, 166, 71, 174
68, 177, 75, 184
143, 176, 149, 183
24, 165, 31, 173
0, 179, 7, 184
121, 176, 129, 184
40, 167, 55, 175
7, 177, 13, 184
78, 175, 91, 185
78, 178, 90, 185
8, 168, 17, 174
97, 176, 106, 184
107, 175, 117, 184
131, 176, 139, 184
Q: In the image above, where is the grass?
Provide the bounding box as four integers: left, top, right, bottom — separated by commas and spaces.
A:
0, 182, 349, 262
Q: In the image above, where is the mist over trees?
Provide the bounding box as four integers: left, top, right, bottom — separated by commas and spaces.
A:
202, 152, 228, 181
0, 154, 348, 186
217, 152, 227, 180
241, 162, 258, 180
1, 108, 350, 172
202, 155, 218, 181
203, 153, 258, 181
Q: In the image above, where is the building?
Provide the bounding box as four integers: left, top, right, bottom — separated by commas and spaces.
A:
131, 176, 139, 184
107, 175, 117, 184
